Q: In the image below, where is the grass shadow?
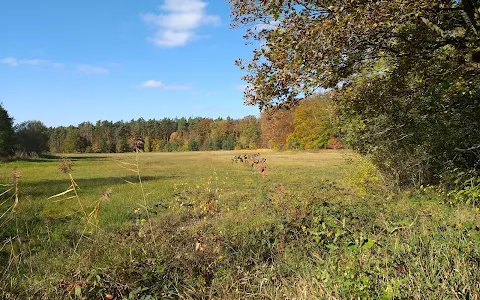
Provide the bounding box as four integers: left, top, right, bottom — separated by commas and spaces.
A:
41, 154, 109, 161
2, 154, 109, 163
20, 175, 179, 198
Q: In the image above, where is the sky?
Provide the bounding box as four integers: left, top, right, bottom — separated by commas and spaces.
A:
0, 0, 259, 127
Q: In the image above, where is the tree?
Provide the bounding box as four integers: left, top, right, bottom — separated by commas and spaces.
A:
209, 119, 230, 150
169, 132, 184, 151
230, 0, 480, 109
15, 120, 50, 154
144, 136, 151, 152
0, 104, 16, 157
64, 127, 89, 153
287, 94, 337, 150
236, 116, 261, 149
96, 120, 115, 153
49, 127, 67, 153
190, 118, 213, 150
114, 123, 129, 153
188, 137, 201, 151
116, 136, 129, 153
151, 138, 166, 152
78, 122, 94, 145
230, 0, 480, 186
260, 110, 295, 150
223, 133, 236, 150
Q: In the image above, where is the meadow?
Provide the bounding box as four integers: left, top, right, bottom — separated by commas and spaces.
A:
1, 150, 479, 299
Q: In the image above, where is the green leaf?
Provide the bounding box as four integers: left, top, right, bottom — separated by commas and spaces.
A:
393, 219, 410, 226
361, 239, 376, 250
326, 243, 338, 250
347, 244, 358, 251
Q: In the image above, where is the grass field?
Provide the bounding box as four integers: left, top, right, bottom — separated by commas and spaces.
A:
1, 150, 479, 299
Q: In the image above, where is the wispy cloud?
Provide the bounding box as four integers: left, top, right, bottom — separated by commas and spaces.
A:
21, 59, 46, 66
1, 56, 111, 75
141, 80, 165, 88
139, 79, 191, 90
141, 0, 220, 47
52, 62, 65, 69
2, 57, 50, 67
1, 57, 19, 66
77, 64, 109, 74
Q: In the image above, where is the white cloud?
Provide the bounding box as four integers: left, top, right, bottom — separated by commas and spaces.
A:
141, 0, 220, 47
52, 62, 65, 69
76, 65, 109, 74
1, 57, 109, 74
141, 80, 165, 88
2, 57, 49, 67
1, 57, 18, 66
20, 59, 46, 66
140, 79, 191, 90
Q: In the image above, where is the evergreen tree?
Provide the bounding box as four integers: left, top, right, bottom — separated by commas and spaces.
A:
0, 104, 16, 157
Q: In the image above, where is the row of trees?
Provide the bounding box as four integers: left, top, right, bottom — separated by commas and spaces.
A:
48, 116, 261, 153
0, 96, 340, 157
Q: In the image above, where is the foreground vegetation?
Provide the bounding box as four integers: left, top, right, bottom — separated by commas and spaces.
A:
1, 150, 479, 299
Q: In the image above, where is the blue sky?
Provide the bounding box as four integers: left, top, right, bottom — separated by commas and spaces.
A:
0, 0, 259, 127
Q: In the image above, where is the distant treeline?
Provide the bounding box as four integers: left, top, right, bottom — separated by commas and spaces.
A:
8, 94, 341, 155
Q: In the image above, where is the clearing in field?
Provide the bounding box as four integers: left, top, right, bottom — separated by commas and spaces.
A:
1, 150, 479, 299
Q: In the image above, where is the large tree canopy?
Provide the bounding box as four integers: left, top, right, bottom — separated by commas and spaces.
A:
230, 0, 480, 109
230, 0, 480, 186
15, 120, 50, 154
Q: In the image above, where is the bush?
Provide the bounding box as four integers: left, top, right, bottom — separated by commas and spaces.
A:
337, 59, 480, 187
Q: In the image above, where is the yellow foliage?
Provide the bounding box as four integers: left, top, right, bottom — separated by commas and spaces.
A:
346, 156, 383, 197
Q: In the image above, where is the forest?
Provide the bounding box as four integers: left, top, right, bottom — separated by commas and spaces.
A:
2, 93, 340, 155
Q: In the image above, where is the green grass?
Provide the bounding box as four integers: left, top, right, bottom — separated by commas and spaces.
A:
1, 150, 479, 299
